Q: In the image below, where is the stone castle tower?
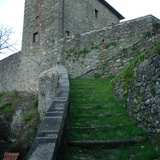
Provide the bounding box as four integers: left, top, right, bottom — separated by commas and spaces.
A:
22, 0, 124, 70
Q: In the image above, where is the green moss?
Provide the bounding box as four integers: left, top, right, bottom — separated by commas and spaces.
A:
90, 42, 99, 49
105, 41, 118, 49
0, 102, 13, 113
65, 47, 90, 60
23, 107, 39, 124
150, 87, 156, 96
143, 30, 152, 38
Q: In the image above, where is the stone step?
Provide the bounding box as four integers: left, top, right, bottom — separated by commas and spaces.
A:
71, 124, 124, 130
71, 113, 113, 117
67, 148, 120, 160
70, 106, 108, 110
69, 137, 145, 148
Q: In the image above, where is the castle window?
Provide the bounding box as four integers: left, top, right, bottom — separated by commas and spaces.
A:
66, 31, 70, 36
36, 16, 39, 20
33, 32, 39, 42
95, 9, 98, 18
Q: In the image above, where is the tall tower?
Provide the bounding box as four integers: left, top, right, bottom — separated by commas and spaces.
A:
21, 0, 124, 71
22, 0, 64, 70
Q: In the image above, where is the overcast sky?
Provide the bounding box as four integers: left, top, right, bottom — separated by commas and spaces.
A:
0, 0, 160, 60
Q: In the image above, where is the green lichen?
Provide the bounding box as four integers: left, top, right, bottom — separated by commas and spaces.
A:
105, 41, 118, 49
65, 47, 90, 59
90, 42, 99, 49
112, 40, 159, 101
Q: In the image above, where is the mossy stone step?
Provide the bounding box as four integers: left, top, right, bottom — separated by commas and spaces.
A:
70, 113, 113, 117
65, 77, 160, 159
69, 137, 145, 148
71, 124, 125, 129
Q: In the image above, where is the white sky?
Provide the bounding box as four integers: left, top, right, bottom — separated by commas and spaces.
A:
0, 0, 160, 60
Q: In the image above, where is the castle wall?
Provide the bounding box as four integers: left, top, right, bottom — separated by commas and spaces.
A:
0, 15, 159, 92
57, 15, 159, 78
113, 33, 160, 149
0, 53, 21, 92
63, 0, 119, 36
22, 0, 61, 72
21, 0, 122, 72
0, 52, 39, 92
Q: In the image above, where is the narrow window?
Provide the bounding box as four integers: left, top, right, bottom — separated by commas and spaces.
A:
36, 16, 39, 20
66, 31, 70, 36
33, 32, 39, 42
95, 9, 98, 18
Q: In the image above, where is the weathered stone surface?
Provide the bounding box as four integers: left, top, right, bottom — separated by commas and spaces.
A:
28, 143, 55, 160
113, 38, 160, 150
27, 65, 69, 160
0, 15, 159, 92
38, 67, 59, 119
58, 15, 160, 78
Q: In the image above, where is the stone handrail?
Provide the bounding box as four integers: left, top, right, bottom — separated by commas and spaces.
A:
27, 65, 69, 160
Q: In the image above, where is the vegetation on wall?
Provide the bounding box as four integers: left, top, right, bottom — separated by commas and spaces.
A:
0, 90, 40, 160
105, 41, 118, 49
112, 41, 157, 97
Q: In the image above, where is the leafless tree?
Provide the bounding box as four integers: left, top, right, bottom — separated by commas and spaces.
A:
0, 25, 18, 53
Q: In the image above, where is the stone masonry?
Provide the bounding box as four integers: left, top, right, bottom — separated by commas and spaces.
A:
22, 0, 123, 74
113, 31, 160, 150
0, 15, 159, 92
27, 65, 69, 160
57, 15, 160, 78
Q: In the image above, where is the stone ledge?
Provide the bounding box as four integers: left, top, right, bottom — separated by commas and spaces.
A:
69, 137, 145, 148
27, 65, 69, 160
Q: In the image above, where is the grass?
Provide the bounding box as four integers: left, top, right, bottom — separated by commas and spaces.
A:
65, 142, 159, 160
0, 90, 23, 114
65, 76, 160, 159
68, 125, 145, 140
0, 102, 13, 113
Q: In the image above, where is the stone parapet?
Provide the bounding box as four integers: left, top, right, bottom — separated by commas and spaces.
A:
27, 65, 69, 160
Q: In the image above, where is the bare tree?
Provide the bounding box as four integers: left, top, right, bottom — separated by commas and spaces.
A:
0, 25, 18, 53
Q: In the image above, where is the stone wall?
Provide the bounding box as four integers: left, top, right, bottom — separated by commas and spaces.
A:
22, 0, 61, 72
22, 0, 121, 73
113, 33, 160, 149
0, 15, 159, 93
64, 0, 120, 36
27, 65, 69, 160
0, 52, 39, 92
57, 15, 160, 78
38, 66, 59, 119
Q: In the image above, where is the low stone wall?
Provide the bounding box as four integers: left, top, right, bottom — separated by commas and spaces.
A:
113, 35, 160, 150
56, 15, 160, 78
27, 65, 69, 160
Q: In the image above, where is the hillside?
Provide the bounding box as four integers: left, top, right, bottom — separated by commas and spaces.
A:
0, 91, 40, 159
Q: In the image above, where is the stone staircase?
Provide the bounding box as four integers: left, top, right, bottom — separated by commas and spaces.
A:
64, 77, 159, 160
